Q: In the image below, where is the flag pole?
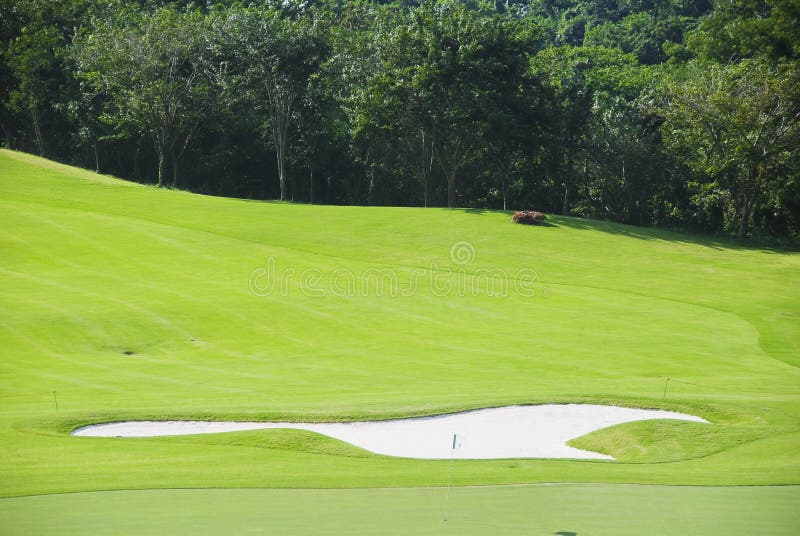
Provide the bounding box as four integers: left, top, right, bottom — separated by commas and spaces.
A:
444, 433, 456, 522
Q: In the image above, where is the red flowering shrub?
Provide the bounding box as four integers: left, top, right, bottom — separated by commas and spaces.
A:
512, 211, 547, 225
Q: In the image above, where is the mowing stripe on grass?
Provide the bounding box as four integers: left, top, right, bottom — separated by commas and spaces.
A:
1, 484, 797, 536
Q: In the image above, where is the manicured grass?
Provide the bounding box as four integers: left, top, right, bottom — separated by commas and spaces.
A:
2, 485, 798, 535
1, 149, 799, 503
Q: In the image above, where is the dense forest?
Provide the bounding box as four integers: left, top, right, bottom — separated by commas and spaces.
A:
1, 0, 798, 239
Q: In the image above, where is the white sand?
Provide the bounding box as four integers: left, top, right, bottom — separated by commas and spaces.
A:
71, 404, 708, 460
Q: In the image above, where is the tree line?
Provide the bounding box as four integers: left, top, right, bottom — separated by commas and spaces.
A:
1, 0, 798, 240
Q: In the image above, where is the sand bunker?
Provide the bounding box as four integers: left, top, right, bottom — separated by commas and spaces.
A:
71, 404, 708, 460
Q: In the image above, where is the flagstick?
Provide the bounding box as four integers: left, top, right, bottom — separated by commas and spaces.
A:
444, 433, 456, 522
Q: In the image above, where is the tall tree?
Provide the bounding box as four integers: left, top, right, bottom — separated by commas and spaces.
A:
2, 0, 95, 155
662, 59, 800, 238
406, 1, 537, 208
5, 22, 61, 156
213, 6, 327, 201
73, 5, 208, 186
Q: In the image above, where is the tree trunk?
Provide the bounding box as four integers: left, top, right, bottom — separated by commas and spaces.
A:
30, 106, 46, 157
93, 142, 100, 173
156, 150, 166, 187
738, 192, 752, 240
270, 95, 293, 202
154, 128, 168, 186
563, 145, 575, 215
276, 141, 287, 201
420, 128, 431, 208
447, 170, 456, 208
368, 170, 375, 205
1, 122, 14, 150
621, 158, 627, 223
171, 156, 179, 188
133, 145, 140, 180
434, 136, 468, 209
309, 167, 314, 204
289, 160, 294, 202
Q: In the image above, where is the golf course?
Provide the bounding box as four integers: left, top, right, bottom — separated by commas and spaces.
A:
1, 148, 799, 533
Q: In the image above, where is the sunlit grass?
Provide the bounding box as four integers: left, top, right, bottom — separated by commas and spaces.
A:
1, 149, 798, 503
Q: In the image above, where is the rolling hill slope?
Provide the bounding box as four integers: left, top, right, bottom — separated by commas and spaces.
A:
1, 149, 799, 501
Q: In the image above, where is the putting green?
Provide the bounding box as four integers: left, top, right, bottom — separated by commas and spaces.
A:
1, 485, 798, 535
1, 149, 799, 503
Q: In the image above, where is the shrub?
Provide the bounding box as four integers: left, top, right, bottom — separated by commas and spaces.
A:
512, 211, 547, 225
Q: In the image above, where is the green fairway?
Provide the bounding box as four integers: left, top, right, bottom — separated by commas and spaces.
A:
2, 485, 798, 535
1, 148, 799, 506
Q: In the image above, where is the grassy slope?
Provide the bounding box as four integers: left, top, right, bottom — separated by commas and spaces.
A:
1, 149, 799, 498
2, 485, 799, 535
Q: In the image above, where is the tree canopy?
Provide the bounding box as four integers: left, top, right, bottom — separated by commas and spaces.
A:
1, 0, 798, 240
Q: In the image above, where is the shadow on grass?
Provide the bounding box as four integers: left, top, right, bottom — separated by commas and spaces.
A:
460, 208, 497, 215
551, 216, 799, 253
452, 207, 798, 253
519, 221, 557, 228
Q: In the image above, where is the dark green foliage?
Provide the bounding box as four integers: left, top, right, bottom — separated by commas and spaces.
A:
0, 0, 797, 239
